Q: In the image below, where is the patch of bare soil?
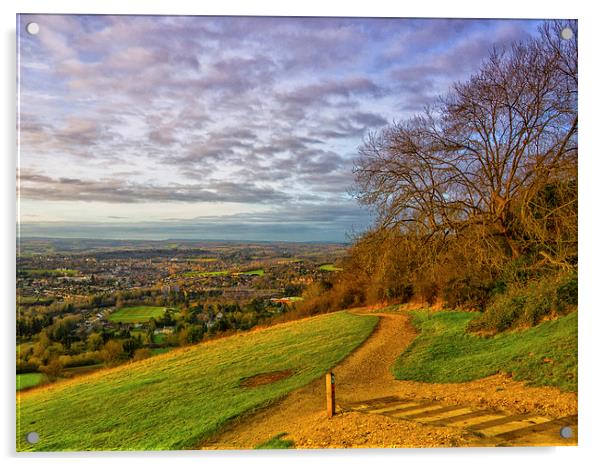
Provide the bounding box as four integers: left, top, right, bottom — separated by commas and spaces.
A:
199, 310, 577, 449
240, 369, 295, 388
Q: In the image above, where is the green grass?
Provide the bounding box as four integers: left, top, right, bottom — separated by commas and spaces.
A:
319, 264, 343, 272
238, 269, 265, 276
108, 306, 168, 323
17, 373, 44, 391
254, 432, 294, 449
17, 311, 377, 451
393, 310, 577, 392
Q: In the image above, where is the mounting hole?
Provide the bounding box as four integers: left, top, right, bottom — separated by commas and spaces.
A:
559, 426, 573, 439
26, 22, 40, 35
561, 27, 574, 40
25, 431, 40, 444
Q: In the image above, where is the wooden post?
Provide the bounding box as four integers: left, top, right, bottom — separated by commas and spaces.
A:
325, 372, 335, 418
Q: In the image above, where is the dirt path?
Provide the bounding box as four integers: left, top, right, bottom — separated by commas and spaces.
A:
199, 311, 577, 449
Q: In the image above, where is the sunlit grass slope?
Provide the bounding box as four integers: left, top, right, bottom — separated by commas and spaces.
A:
393, 310, 577, 391
17, 311, 377, 451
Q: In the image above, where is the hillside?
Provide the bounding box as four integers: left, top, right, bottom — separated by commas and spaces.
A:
17, 311, 377, 451
205, 309, 577, 449
393, 310, 577, 392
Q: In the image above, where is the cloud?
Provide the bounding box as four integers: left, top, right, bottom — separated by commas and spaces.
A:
349, 112, 388, 128
280, 76, 383, 107
387, 20, 537, 111
17, 15, 544, 240
19, 170, 290, 204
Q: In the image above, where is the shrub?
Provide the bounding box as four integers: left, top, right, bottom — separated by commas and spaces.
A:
100, 340, 124, 366
39, 358, 64, 380
17, 358, 40, 374
556, 273, 578, 310
132, 348, 152, 361
442, 277, 492, 311
414, 281, 437, 306
473, 294, 526, 332
58, 351, 101, 368
469, 273, 577, 332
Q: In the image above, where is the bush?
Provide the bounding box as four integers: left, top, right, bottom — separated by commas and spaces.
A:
39, 358, 64, 380
132, 348, 152, 362
58, 351, 101, 368
468, 273, 577, 332
520, 279, 555, 326
17, 358, 40, 374
556, 273, 578, 309
414, 281, 437, 306
473, 294, 526, 332
442, 277, 492, 311
100, 340, 125, 366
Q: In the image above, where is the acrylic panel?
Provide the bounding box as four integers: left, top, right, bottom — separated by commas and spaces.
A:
16, 14, 578, 451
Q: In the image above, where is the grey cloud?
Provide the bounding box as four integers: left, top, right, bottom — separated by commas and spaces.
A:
388, 21, 535, 111
272, 150, 346, 175
297, 171, 354, 194
19, 171, 289, 204
148, 127, 178, 146
254, 136, 324, 157
281, 77, 383, 107
350, 112, 388, 128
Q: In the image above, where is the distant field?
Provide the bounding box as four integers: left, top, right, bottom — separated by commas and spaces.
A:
319, 264, 343, 272
17, 311, 378, 451
17, 373, 44, 391
108, 306, 168, 323
190, 258, 218, 263
237, 269, 265, 276
393, 310, 577, 392
19, 268, 78, 278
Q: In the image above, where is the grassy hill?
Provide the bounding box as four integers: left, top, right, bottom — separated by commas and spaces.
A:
17, 311, 377, 451
393, 310, 577, 392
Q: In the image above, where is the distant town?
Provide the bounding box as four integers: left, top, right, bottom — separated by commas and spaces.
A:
17, 237, 347, 385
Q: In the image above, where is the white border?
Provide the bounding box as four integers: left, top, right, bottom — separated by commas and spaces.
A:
3, 1, 601, 465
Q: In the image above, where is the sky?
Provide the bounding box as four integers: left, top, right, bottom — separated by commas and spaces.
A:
17, 15, 543, 242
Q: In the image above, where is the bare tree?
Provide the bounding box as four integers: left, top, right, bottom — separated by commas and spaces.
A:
354, 20, 577, 269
